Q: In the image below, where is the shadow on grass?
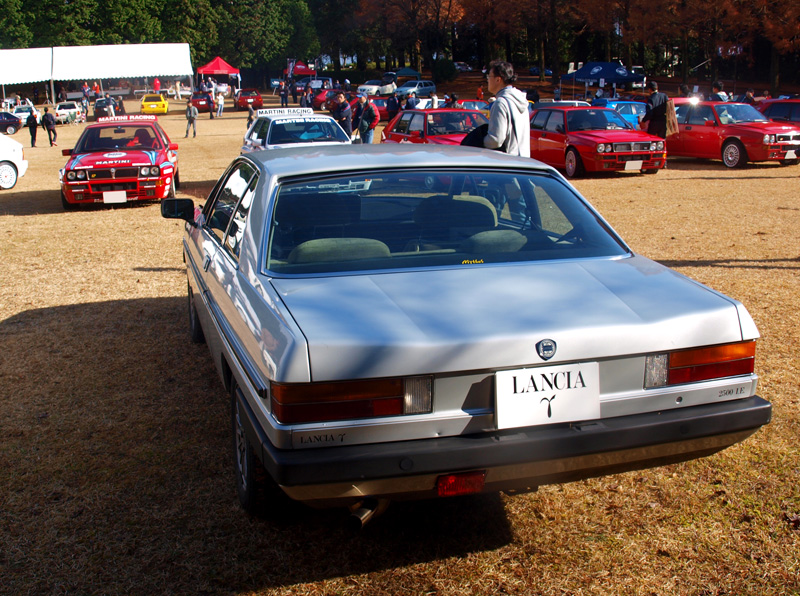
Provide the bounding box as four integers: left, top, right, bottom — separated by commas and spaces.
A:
0, 188, 161, 217
0, 297, 514, 595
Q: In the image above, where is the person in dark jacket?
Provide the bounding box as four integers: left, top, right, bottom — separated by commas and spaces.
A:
641, 80, 669, 139
41, 107, 57, 146
26, 112, 38, 147
332, 92, 352, 137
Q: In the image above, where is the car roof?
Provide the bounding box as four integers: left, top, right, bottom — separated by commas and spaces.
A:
241, 144, 553, 180
398, 108, 483, 114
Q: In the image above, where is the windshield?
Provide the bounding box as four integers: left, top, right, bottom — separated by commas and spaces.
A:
567, 109, 632, 131
266, 169, 628, 274
74, 124, 163, 152
398, 82, 418, 89
267, 118, 349, 145
713, 103, 769, 124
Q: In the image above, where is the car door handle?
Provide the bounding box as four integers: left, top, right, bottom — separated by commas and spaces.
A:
203, 254, 211, 272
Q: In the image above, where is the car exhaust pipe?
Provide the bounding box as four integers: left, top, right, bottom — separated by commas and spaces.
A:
348, 498, 390, 529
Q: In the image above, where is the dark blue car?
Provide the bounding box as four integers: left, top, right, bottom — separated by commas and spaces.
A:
0, 111, 22, 134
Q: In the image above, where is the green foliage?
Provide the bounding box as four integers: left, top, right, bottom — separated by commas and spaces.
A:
431, 58, 458, 83
0, 0, 32, 48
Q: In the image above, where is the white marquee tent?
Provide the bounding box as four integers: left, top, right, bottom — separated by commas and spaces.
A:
0, 43, 194, 101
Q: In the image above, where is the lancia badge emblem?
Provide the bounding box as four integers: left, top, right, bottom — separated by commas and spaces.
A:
536, 339, 557, 361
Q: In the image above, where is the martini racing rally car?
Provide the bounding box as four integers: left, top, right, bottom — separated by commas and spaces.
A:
59, 115, 179, 210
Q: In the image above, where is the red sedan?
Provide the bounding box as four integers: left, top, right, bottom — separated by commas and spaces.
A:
234, 89, 263, 110
529, 106, 666, 177
669, 98, 800, 167
190, 91, 214, 113
381, 109, 488, 145
756, 98, 800, 125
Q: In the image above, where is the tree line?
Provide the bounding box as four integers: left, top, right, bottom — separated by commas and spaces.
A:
2, 0, 798, 92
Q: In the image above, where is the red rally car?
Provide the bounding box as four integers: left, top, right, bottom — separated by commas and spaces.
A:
59, 115, 179, 210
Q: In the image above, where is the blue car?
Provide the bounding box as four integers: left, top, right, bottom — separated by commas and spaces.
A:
528, 66, 553, 77
592, 98, 648, 129
0, 111, 22, 134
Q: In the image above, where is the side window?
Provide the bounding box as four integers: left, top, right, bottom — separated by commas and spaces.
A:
393, 112, 413, 134
544, 111, 564, 133
226, 176, 257, 260
205, 162, 257, 253
531, 110, 550, 130
674, 103, 690, 123
409, 113, 424, 133
765, 104, 790, 121
255, 120, 269, 143
616, 104, 632, 115
688, 106, 715, 125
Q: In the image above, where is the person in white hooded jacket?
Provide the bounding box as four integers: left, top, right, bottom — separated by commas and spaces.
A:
484, 60, 531, 157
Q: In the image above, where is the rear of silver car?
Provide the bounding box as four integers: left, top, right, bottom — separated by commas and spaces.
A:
164, 146, 770, 514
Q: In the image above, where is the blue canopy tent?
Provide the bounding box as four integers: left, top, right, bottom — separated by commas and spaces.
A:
560, 62, 644, 99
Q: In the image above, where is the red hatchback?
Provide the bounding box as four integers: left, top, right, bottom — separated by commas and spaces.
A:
381, 109, 488, 145
234, 89, 263, 110
529, 106, 666, 177
59, 115, 179, 210
190, 91, 214, 113
669, 98, 800, 167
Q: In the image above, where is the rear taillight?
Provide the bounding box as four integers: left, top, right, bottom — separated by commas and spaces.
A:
645, 341, 756, 388
270, 376, 432, 424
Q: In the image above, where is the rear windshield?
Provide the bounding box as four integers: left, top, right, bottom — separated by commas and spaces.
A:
266, 169, 628, 274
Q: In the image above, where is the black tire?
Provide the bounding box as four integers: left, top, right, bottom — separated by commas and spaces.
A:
722, 139, 747, 168
61, 191, 77, 211
231, 380, 291, 515
564, 147, 585, 178
641, 168, 659, 175
0, 161, 18, 190
187, 283, 205, 344
780, 158, 799, 166
174, 170, 181, 191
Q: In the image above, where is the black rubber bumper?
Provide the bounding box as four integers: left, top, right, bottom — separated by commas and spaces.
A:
241, 395, 771, 488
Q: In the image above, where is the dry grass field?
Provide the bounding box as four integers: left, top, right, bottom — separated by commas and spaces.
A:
1, 93, 798, 596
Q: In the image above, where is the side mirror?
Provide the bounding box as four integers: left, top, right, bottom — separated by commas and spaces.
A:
169, 142, 179, 151
62, 148, 72, 156
410, 130, 422, 139
161, 198, 195, 223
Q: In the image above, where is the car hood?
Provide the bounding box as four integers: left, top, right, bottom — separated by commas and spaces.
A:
569, 130, 660, 143
66, 149, 163, 168
723, 121, 799, 135
270, 255, 754, 381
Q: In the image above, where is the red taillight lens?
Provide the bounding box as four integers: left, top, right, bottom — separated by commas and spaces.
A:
270, 377, 431, 424
668, 341, 756, 385
436, 471, 486, 497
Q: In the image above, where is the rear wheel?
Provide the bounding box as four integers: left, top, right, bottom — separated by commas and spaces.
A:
6, 125, 17, 135
564, 148, 585, 178
722, 139, 747, 168
0, 161, 18, 189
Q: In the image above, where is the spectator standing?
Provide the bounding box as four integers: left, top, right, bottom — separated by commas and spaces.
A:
247, 104, 255, 129
483, 59, 530, 156
743, 88, 756, 104
386, 91, 400, 121
154, 77, 161, 93
430, 92, 439, 109
25, 112, 38, 147
405, 92, 419, 109
332, 91, 352, 137
290, 79, 298, 104
678, 84, 691, 98
216, 91, 225, 117
81, 81, 91, 102
185, 100, 198, 137
92, 81, 100, 98
356, 94, 379, 144
477, 85, 484, 101
640, 80, 669, 138
104, 93, 117, 117
41, 107, 57, 146
206, 89, 215, 118
279, 81, 289, 107
711, 81, 728, 102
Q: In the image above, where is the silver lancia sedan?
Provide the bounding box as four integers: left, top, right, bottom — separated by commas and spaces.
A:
161, 144, 770, 523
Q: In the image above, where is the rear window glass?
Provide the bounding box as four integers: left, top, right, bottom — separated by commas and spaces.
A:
265, 170, 628, 275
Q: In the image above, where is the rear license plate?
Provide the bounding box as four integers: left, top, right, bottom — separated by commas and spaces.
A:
786, 150, 797, 159
624, 160, 644, 170
103, 190, 127, 204
495, 362, 600, 429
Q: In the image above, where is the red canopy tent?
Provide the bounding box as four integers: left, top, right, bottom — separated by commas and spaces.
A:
197, 57, 240, 76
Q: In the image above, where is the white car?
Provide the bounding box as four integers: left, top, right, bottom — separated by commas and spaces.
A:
396, 80, 437, 99
0, 134, 29, 190
454, 62, 472, 72
357, 75, 397, 97
12, 104, 40, 124
241, 108, 350, 153
54, 101, 83, 124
